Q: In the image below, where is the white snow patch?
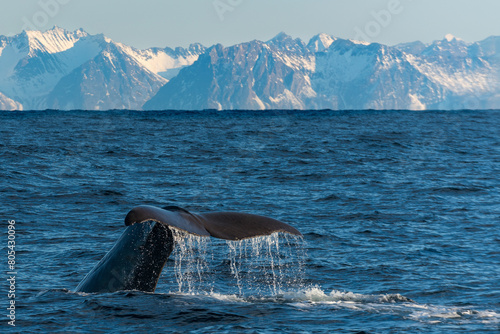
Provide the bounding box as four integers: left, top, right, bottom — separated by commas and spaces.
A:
0, 91, 23, 110
25, 27, 86, 54
0, 29, 103, 107
269, 89, 303, 108
350, 39, 371, 46
252, 96, 266, 110
118, 43, 201, 79
274, 52, 315, 72
309, 33, 337, 52
404, 54, 491, 95
409, 94, 426, 110
444, 34, 463, 42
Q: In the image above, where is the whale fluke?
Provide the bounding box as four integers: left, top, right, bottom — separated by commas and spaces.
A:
125, 205, 302, 240
76, 206, 301, 293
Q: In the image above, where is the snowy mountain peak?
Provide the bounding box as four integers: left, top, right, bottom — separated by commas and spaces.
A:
267, 32, 307, 53
74, 28, 88, 38
270, 32, 291, 42
0, 27, 208, 110
48, 25, 65, 34
444, 34, 460, 42
1, 29, 500, 111
186, 43, 205, 53
23, 27, 89, 54
268, 32, 303, 46
308, 33, 337, 52
439, 34, 469, 48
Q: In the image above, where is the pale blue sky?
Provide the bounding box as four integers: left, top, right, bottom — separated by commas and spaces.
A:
0, 0, 499, 49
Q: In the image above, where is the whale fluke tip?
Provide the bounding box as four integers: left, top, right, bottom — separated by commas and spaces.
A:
125, 205, 301, 240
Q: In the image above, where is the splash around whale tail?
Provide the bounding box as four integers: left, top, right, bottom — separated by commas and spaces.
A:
75, 206, 302, 294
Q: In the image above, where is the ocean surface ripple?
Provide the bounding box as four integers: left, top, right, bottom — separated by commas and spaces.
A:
1, 110, 499, 333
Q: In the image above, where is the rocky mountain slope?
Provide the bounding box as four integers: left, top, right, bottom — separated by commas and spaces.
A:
144, 33, 316, 110
0, 28, 498, 111
0, 27, 205, 110
146, 33, 500, 111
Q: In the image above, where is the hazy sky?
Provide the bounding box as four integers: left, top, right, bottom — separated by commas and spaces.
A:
0, 0, 499, 49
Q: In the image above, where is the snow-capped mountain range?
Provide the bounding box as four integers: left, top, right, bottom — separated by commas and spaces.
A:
0, 27, 205, 110
0, 27, 499, 111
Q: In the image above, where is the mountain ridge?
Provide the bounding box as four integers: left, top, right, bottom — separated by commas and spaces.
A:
1, 27, 499, 111
0, 27, 206, 110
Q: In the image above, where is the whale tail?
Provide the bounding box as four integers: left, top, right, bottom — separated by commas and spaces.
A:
76, 206, 301, 293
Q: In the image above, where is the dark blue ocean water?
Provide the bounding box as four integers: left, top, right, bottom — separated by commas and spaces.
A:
1, 110, 499, 333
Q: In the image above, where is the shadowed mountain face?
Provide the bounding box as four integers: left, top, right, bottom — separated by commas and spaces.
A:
144, 35, 316, 110
1, 27, 499, 111
0, 27, 205, 110
46, 42, 166, 110
146, 34, 500, 111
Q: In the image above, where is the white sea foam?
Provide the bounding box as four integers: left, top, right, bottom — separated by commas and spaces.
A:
276, 286, 500, 325
408, 305, 500, 324
279, 286, 412, 305
164, 285, 499, 326
158, 231, 500, 326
